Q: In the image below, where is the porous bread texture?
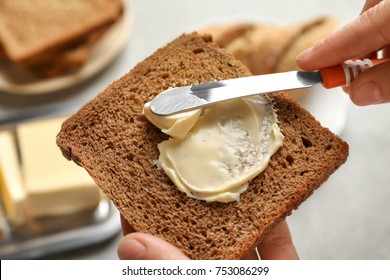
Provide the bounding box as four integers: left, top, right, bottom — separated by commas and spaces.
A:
57, 33, 349, 260
0, 0, 122, 63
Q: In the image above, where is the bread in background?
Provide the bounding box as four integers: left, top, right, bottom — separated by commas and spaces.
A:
276, 17, 339, 72
199, 17, 338, 74
0, 0, 123, 77
201, 23, 300, 74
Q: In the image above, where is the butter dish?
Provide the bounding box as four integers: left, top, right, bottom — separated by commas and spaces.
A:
0, 116, 120, 259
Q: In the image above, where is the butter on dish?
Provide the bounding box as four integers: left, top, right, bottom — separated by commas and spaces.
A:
144, 95, 284, 203
17, 117, 101, 218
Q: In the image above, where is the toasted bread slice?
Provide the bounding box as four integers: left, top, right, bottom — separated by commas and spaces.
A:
57, 33, 348, 259
0, 0, 122, 63
24, 23, 113, 77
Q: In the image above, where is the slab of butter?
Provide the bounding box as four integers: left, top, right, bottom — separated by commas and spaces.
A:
144, 96, 284, 203
143, 102, 202, 139
0, 130, 27, 227
17, 117, 101, 218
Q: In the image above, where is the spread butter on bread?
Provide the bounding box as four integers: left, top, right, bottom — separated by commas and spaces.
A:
57, 33, 348, 259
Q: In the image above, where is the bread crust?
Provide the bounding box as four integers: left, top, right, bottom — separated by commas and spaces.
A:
57, 33, 348, 259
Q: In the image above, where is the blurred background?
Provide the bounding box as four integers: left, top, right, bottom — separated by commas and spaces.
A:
1, 0, 389, 260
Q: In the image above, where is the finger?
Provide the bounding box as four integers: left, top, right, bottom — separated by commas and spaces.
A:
296, 0, 390, 70
348, 60, 390, 105
361, 0, 383, 14
258, 220, 299, 260
356, 0, 384, 60
118, 232, 190, 260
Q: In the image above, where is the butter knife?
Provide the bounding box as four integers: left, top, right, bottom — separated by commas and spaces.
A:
149, 58, 388, 116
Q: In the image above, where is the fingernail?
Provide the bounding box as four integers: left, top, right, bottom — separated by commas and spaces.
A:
342, 86, 350, 95
119, 239, 146, 260
352, 82, 384, 106
296, 47, 313, 62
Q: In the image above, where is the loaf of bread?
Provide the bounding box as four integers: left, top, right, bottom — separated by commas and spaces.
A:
57, 33, 348, 259
199, 17, 338, 74
275, 17, 339, 72
0, 0, 123, 77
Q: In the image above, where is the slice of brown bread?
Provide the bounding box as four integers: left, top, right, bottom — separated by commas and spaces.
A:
24, 23, 113, 78
0, 0, 123, 63
56, 33, 348, 260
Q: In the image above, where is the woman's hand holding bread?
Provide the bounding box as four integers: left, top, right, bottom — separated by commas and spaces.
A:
297, 0, 390, 106
118, 217, 299, 260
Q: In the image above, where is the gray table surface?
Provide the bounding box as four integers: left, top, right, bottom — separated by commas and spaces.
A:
2, 0, 389, 260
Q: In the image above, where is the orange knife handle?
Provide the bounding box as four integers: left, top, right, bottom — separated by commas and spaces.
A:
319, 58, 390, 89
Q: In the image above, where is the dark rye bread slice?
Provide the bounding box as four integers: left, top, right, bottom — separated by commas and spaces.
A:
56, 33, 348, 259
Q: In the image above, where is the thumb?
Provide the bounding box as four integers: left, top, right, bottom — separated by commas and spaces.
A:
118, 232, 190, 260
347, 61, 390, 106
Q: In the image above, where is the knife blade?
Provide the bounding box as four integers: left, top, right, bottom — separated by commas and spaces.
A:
149, 58, 388, 116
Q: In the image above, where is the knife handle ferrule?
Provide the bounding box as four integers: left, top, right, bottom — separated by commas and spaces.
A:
319, 58, 389, 89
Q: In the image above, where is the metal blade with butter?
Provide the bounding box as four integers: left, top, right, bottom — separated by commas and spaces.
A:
149, 58, 388, 116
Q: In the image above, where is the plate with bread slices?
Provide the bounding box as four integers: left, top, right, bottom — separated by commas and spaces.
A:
0, 0, 131, 95
192, 15, 349, 135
